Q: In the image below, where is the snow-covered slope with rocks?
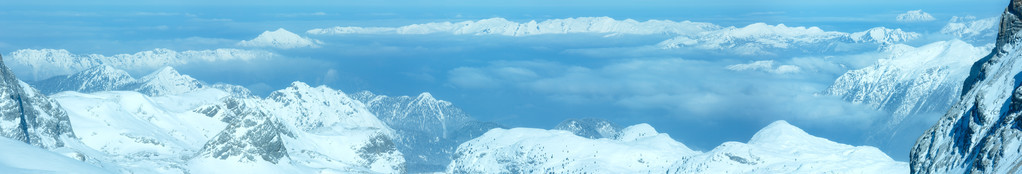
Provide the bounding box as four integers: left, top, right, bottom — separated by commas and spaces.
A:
449, 120, 908, 173
238, 28, 322, 49
52, 89, 230, 173
825, 40, 991, 139
351, 91, 502, 173
553, 118, 620, 139
191, 82, 404, 173
912, 0, 1022, 173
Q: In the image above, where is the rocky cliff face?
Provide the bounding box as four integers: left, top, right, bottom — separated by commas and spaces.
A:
352, 91, 500, 173
911, 0, 1022, 173
0, 54, 77, 149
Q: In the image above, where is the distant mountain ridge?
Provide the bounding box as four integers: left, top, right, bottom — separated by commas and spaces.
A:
32, 65, 249, 97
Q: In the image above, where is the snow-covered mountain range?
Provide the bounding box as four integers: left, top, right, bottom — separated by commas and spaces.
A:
309, 17, 920, 55
1, 52, 911, 173
911, 0, 1022, 173
448, 120, 908, 173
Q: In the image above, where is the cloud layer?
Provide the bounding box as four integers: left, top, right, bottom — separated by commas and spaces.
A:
447, 58, 884, 126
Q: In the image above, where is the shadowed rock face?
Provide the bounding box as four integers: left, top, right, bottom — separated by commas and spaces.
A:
0, 54, 77, 149
911, 0, 1022, 173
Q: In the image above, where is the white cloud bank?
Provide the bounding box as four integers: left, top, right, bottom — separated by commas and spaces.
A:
238, 28, 323, 49
726, 60, 801, 74
896, 10, 936, 22
5, 48, 275, 81
447, 58, 884, 125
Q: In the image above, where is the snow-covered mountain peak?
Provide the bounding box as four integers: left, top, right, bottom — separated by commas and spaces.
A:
747, 120, 817, 146
237, 28, 322, 49
136, 66, 203, 96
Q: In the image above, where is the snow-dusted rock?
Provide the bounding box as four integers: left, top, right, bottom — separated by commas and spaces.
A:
0, 54, 77, 149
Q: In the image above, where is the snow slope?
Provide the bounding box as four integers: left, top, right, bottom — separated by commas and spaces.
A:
672, 121, 907, 173
0, 136, 111, 174
449, 120, 907, 173
912, 0, 1022, 173
448, 123, 696, 173
52, 89, 229, 173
